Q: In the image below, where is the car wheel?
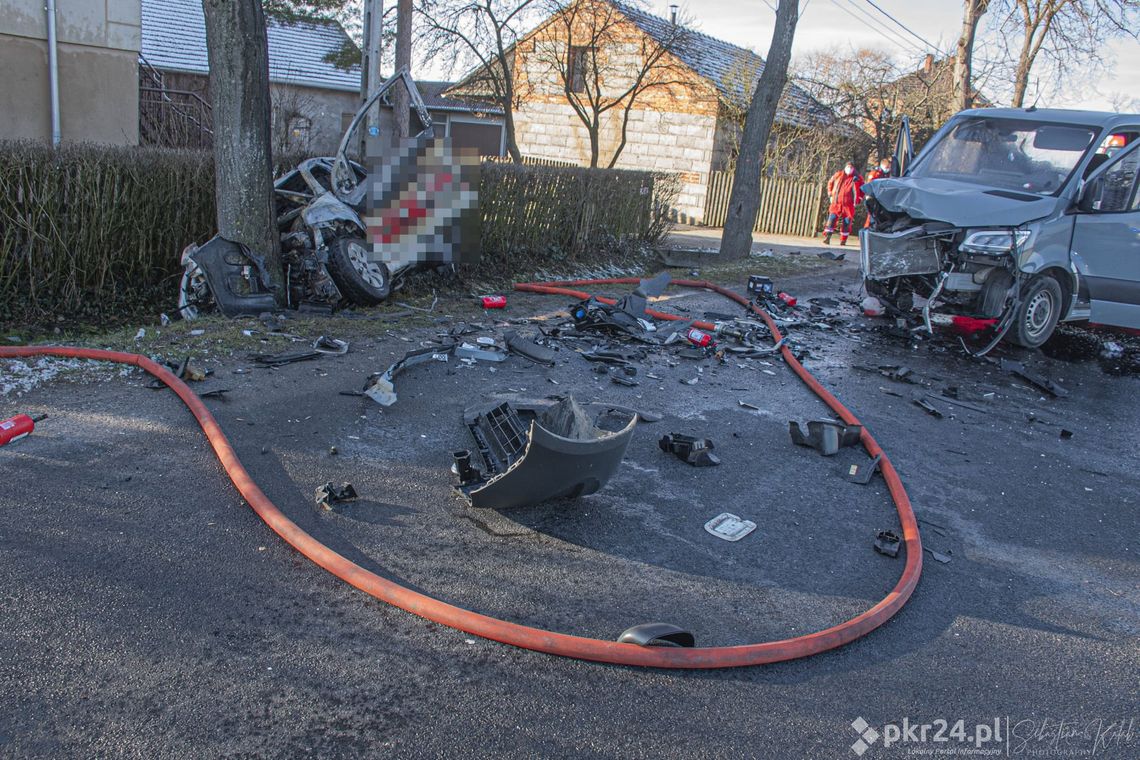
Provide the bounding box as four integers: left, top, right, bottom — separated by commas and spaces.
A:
326, 237, 390, 306
1007, 275, 1063, 348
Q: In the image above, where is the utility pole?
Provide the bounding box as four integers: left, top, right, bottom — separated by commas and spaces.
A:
360, 0, 384, 155
394, 0, 412, 137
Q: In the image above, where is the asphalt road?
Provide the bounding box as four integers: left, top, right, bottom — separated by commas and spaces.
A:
2, 262, 1137, 759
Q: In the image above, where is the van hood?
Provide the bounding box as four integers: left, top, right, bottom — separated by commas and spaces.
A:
865, 177, 1062, 228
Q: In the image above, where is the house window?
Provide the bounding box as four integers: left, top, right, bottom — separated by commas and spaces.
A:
341, 112, 356, 135
568, 46, 593, 94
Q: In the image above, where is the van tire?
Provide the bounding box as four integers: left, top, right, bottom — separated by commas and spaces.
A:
1007, 275, 1062, 348
327, 237, 390, 306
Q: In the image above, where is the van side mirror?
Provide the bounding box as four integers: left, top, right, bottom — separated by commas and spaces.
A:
1077, 177, 1103, 212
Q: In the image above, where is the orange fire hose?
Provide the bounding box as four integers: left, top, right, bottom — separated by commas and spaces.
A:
0, 278, 921, 668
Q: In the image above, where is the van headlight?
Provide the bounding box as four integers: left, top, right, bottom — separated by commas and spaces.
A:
960, 229, 1032, 254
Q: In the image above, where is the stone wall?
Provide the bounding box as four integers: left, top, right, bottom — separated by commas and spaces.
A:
0, 0, 140, 145
506, 4, 720, 223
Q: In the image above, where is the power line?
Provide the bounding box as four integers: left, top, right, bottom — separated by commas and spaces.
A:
861, 0, 947, 57
837, 0, 925, 55
830, 0, 927, 57
842, 0, 928, 55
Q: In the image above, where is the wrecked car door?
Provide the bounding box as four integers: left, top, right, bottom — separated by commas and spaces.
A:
892, 116, 913, 177
1071, 139, 1140, 328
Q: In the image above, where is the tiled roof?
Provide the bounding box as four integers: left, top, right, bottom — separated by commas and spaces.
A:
614, 2, 837, 129
140, 0, 361, 92
416, 81, 504, 115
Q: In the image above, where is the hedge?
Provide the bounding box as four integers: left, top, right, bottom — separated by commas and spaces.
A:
0, 141, 678, 323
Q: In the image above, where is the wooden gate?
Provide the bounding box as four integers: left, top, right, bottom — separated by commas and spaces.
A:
703, 171, 824, 237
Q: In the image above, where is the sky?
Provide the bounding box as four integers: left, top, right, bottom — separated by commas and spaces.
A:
652, 0, 1139, 111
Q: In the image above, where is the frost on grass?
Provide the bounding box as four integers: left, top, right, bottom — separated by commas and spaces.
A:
1, 357, 137, 397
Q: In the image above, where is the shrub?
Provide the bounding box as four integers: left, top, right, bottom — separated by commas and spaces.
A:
0, 141, 677, 324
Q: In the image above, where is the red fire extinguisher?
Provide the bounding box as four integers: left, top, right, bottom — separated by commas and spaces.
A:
685, 328, 713, 348
0, 413, 46, 446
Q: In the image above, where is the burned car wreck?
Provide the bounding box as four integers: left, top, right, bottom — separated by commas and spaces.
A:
177, 69, 440, 318
863, 109, 1140, 351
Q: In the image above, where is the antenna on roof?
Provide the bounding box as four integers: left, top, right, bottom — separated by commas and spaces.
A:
670, 4, 678, 25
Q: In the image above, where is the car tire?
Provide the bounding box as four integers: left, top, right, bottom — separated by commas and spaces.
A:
326, 237, 390, 306
1007, 275, 1063, 348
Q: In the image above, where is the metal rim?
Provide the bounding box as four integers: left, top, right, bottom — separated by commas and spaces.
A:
1023, 286, 1055, 339
345, 241, 387, 291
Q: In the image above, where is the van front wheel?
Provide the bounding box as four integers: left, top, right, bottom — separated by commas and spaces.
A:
1007, 275, 1062, 348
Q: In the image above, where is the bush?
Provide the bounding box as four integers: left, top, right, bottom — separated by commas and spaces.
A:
0, 142, 215, 324
0, 141, 677, 324
477, 162, 677, 273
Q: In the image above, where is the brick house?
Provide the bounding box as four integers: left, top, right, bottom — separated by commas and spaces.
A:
448, 0, 837, 222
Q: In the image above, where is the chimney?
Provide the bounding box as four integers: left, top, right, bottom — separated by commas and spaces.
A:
922, 54, 933, 76
670, 4, 678, 25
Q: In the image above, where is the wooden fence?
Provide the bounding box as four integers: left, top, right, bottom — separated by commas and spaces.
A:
484, 154, 579, 168
703, 171, 825, 237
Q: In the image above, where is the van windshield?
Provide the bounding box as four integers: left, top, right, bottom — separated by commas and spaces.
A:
909, 117, 1097, 196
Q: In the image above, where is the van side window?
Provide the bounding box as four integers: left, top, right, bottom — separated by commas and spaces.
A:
1091, 149, 1139, 212
1084, 130, 1139, 179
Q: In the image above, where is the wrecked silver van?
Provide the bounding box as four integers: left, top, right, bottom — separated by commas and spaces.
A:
862, 108, 1140, 350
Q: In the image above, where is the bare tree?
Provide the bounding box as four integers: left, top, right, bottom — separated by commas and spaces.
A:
394, 0, 413, 137
994, 0, 1139, 107
270, 85, 318, 155
953, 0, 991, 111
417, 0, 545, 162
794, 48, 903, 162
532, 0, 690, 168
717, 51, 852, 181
202, 0, 285, 303
718, 0, 799, 260
1108, 91, 1140, 113
793, 49, 958, 162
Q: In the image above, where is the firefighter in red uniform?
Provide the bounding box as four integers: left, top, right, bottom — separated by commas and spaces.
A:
863, 157, 891, 229
823, 161, 863, 245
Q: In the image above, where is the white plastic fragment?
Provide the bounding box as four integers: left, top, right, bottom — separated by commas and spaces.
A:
704, 513, 757, 542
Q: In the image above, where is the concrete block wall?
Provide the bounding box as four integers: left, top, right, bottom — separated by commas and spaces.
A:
514, 100, 716, 222
0, 0, 141, 144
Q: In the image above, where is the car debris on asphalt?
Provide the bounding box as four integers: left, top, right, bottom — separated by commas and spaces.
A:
704, 513, 757, 541
314, 482, 358, 511
658, 433, 721, 467
452, 396, 636, 510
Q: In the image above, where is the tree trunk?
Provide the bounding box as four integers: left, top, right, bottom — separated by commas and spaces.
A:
953, 0, 988, 112
1011, 57, 1031, 107
202, 0, 284, 303
394, 0, 412, 138
718, 0, 799, 260
502, 100, 523, 162
589, 120, 600, 168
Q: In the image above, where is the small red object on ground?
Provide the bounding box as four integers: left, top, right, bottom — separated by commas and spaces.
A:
685, 328, 713, 348
0, 414, 36, 446
777, 292, 797, 307
481, 295, 507, 309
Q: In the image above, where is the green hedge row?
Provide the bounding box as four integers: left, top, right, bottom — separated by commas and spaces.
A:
0, 141, 677, 324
